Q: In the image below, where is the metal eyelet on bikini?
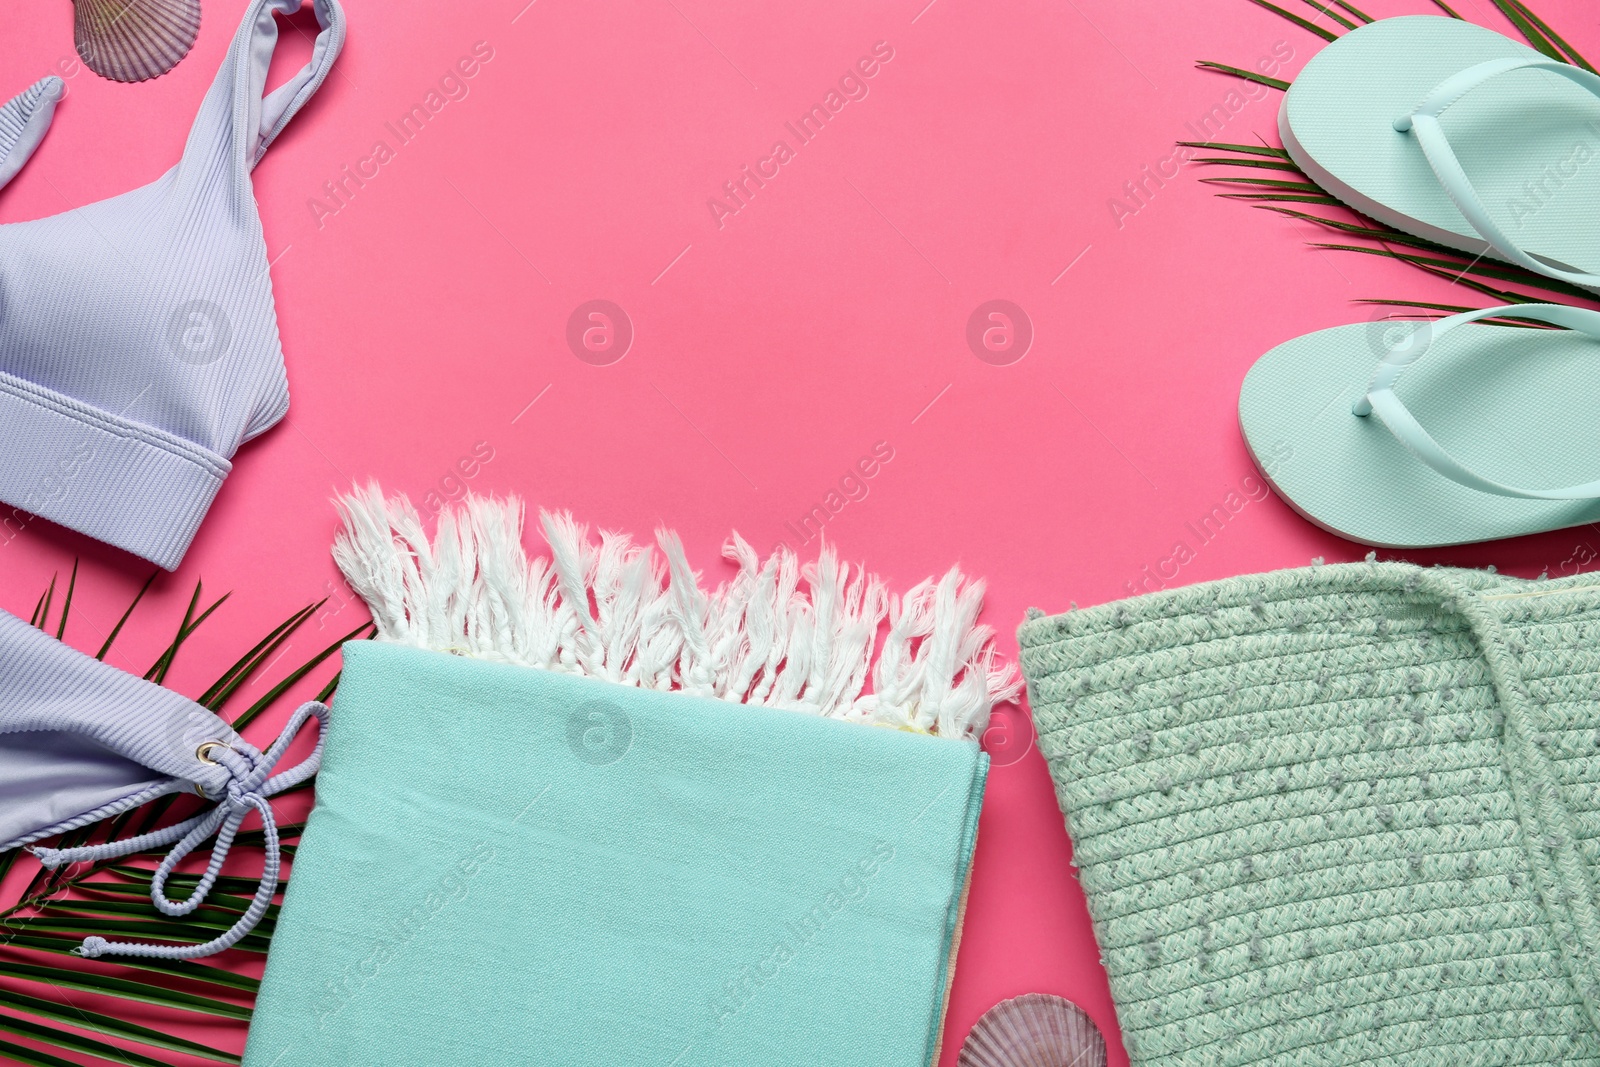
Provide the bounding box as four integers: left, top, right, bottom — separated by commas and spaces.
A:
196, 741, 230, 765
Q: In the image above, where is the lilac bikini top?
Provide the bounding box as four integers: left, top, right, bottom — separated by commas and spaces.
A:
0, 0, 345, 570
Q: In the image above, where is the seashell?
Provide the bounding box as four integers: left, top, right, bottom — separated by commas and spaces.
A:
72, 0, 202, 84
958, 993, 1107, 1067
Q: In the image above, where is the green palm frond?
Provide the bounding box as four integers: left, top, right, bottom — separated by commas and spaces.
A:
1189, 155, 1301, 170
1218, 191, 1343, 203
195, 602, 322, 711
1255, 204, 1600, 302
96, 571, 157, 662
1490, 0, 1594, 68
28, 575, 55, 629
1326, 0, 1374, 22
1180, 141, 1290, 158
1296, 0, 1360, 31
1191, 0, 1596, 318
1201, 177, 1328, 192
0, 959, 252, 1019
2, 563, 366, 1065
0, 988, 237, 1064
1352, 297, 1553, 326
1194, 61, 1289, 91
144, 582, 230, 685
1243, 0, 1341, 41
1309, 241, 1594, 297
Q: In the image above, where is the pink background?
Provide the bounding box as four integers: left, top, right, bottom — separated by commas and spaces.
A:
3, 0, 1597, 1063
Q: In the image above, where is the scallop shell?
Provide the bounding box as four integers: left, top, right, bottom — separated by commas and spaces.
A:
72, 0, 201, 84
958, 993, 1107, 1067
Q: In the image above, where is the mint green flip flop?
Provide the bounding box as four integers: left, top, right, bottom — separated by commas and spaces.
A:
1239, 304, 1600, 548
1281, 16, 1600, 290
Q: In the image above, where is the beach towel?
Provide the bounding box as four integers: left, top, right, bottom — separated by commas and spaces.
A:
241, 485, 1017, 1067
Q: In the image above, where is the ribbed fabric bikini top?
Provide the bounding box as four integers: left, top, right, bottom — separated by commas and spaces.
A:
0, 0, 345, 570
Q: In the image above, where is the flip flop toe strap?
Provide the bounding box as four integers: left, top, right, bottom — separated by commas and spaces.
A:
1355, 303, 1600, 500
1395, 55, 1600, 288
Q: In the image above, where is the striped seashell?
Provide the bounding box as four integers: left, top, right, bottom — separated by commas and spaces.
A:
958, 993, 1107, 1067
72, 0, 202, 84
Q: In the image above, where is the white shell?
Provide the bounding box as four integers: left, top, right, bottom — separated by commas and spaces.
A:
73, 0, 201, 84
958, 993, 1107, 1067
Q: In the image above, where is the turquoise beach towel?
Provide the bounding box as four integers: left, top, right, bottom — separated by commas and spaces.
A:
241, 487, 1015, 1067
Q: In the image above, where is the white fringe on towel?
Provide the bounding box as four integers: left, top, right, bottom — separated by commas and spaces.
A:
332, 484, 1020, 742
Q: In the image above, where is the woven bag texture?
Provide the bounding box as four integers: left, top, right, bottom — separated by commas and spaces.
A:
1018, 561, 1600, 1066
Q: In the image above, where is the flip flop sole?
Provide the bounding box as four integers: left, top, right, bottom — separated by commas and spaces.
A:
1281, 16, 1600, 284
1240, 319, 1600, 547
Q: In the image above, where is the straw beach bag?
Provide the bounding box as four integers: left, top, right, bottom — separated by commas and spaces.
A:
1018, 560, 1600, 1066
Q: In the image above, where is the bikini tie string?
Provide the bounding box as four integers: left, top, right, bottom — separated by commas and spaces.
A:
30, 700, 328, 960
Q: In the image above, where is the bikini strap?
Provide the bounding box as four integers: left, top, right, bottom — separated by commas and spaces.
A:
0, 77, 63, 192
182, 0, 346, 177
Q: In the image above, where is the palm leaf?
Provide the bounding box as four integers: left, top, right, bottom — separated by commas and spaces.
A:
1401, 259, 1550, 303
0, 1010, 183, 1067
53, 561, 77, 642
1491, 0, 1566, 63
44, 898, 279, 936
229, 619, 371, 732
29, 574, 55, 629
1242, 0, 1340, 40
313, 670, 342, 704
0, 989, 238, 1064
0, 1033, 99, 1067
0, 934, 259, 995
1220, 192, 1343, 203
1176, 140, 1290, 158
1327, 0, 1374, 20
197, 602, 321, 712
145, 581, 230, 684
1504, 0, 1594, 71
0, 959, 251, 1020
229, 825, 304, 851
103, 868, 281, 899
1295, 0, 1357, 31
1189, 156, 1303, 170
96, 571, 158, 662
1354, 298, 1553, 327
1195, 61, 1290, 91
1200, 177, 1326, 191
5, 916, 273, 954
1309, 241, 1600, 300
1257, 204, 1597, 301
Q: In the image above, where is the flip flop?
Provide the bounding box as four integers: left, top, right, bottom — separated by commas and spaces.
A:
1280, 16, 1600, 290
1239, 304, 1600, 548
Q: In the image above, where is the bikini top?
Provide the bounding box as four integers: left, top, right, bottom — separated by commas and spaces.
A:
0, 0, 345, 571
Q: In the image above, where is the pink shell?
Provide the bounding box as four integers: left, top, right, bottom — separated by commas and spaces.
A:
958, 993, 1108, 1067
72, 0, 201, 83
